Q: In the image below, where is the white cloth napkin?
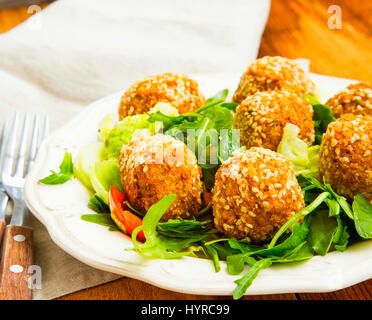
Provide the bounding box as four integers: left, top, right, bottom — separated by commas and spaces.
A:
0, 0, 270, 299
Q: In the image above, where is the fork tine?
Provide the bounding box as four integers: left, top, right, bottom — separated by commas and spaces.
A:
14, 113, 31, 178
42, 115, 49, 140
2, 113, 20, 177
0, 121, 8, 171
26, 114, 39, 174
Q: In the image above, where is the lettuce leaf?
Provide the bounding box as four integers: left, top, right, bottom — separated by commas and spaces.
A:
103, 114, 152, 159
73, 142, 104, 191
278, 123, 319, 177
90, 159, 124, 203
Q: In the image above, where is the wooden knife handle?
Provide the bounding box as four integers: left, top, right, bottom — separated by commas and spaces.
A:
0, 225, 33, 300
0, 219, 5, 246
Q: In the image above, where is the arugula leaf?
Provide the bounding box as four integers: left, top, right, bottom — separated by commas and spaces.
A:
39, 152, 74, 185
124, 201, 144, 218
304, 94, 336, 144
272, 242, 313, 263
157, 219, 216, 238
203, 243, 221, 272
81, 213, 120, 231
148, 89, 240, 190
226, 254, 245, 275
268, 191, 330, 248
254, 222, 310, 257
207, 242, 240, 260
220, 102, 238, 111
297, 174, 326, 191
333, 215, 349, 252
324, 183, 354, 219
307, 210, 338, 256
353, 194, 372, 239
205, 89, 229, 104
298, 174, 353, 220
226, 254, 256, 276
325, 198, 341, 217
131, 195, 209, 259
227, 240, 260, 254
88, 194, 110, 213
233, 258, 272, 300
225, 221, 313, 298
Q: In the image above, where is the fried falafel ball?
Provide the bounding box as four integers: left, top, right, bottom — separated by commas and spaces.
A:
326, 82, 372, 118
319, 114, 372, 202
233, 56, 316, 104
212, 147, 304, 243
118, 73, 205, 119
119, 133, 203, 221
233, 90, 315, 151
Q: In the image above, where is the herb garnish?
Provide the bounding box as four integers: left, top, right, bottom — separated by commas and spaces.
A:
304, 94, 336, 144
39, 152, 75, 185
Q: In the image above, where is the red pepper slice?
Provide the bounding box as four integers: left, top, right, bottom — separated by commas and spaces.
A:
109, 186, 146, 242
203, 192, 212, 205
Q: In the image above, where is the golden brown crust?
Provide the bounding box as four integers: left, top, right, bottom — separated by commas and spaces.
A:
232, 56, 315, 104
319, 114, 372, 202
119, 134, 203, 220
118, 73, 205, 119
233, 90, 314, 151
326, 82, 372, 118
212, 148, 304, 243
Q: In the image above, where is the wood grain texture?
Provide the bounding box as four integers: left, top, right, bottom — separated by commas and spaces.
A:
258, 0, 372, 82
57, 277, 297, 300
0, 225, 33, 300
0, 219, 5, 246
1, 0, 372, 300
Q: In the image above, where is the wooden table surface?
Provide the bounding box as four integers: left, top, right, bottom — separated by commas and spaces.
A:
1, 0, 372, 300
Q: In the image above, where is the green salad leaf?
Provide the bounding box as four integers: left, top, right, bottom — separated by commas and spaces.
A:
148, 89, 239, 190
268, 191, 330, 248
132, 194, 208, 259
81, 213, 120, 231
39, 152, 75, 185
307, 210, 338, 256
157, 219, 217, 238
353, 194, 372, 239
273, 242, 314, 263
278, 123, 320, 176
226, 254, 256, 276
333, 215, 350, 252
90, 159, 124, 204
233, 258, 272, 300
103, 114, 152, 158
73, 142, 104, 191
305, 94, 336, 144
203, 243, 221, 272
88, 194, 110, 214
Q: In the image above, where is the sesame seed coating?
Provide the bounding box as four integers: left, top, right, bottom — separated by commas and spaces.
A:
119, 133, 203, 221
319, 114, 372, 202
118, 73, 205, 119
326, 82, 372, 118
233, 90, 315, 151
232, 56, 316, 104
212, 147, 305, 243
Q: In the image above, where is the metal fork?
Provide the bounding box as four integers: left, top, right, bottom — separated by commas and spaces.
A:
0, 112, 48, 300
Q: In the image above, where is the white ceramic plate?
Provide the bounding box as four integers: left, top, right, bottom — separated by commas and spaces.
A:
24, 72, 372, 296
